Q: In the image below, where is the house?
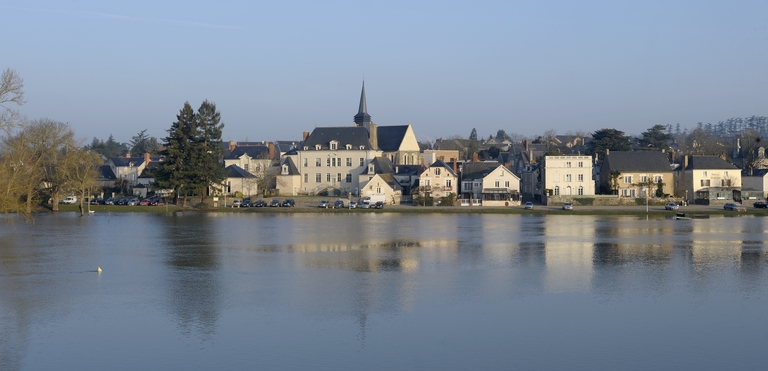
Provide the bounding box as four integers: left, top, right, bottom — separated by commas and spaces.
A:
460, 163, 521, 206
359, 173, 402, 205
106, 153, 151, 187
541, 155, 594, 202
282, 83, 420, 196
220, 165, 258, 198
598, 150, 673, 197
419, 160, 458, 203
223, 142, 274, 177
674, 155, 741, 204
741, 169, 768, 199
421, 149, 460, 168
275, 157, 301, 196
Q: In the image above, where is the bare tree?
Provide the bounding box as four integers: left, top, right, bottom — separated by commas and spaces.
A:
66, 149, 102, 215
0, 68, 26, 130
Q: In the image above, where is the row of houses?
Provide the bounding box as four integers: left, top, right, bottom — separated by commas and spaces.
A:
95, 84, 768, 206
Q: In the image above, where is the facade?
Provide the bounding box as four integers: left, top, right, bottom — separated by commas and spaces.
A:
221, 165, 258, 198
460, 163, 521, 206
419, 160, 458, 202
741, 169, 768, 199
674, 155, 742, 204
598, 151, 673, 197
542, 155, 594, 199
275, 157, 301, 196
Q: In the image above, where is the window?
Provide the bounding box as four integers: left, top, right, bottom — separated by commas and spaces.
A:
554, 186, 560, 195
624, 175, 632, 184
425, 179, 431, 186
578, 162, 583, 167
654, 175, 662, 183
446, 180, 452, 189
360, 158, 365, 166
346, 158, 352, 167
315, 173, 321, 182
721, 179, 731, 187
326, 158, 331, 167
435, 168, 441, 176
566, 174, 572, 182
316, 158, 321, 167
703, 171, 708, 177
566, 162, 571, 167
304, 174, 308, 183
495, 181, 500, 187
701, 179, 710, 186
724, 171, 729, 177
640, 175, 648, 183
346, 144, 352, 150
505, 181, 510, 188
337, 173, 342, 183
244, 163, 249, 172
303, 158, 308, 167
578, 174, 584, 182
578, 186, 584, 195
326, 173, 331, 182
330, 142, 337, 150
315, 144, 321, 150
346, 174, 352, 183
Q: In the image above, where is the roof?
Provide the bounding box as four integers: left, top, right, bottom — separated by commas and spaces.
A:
97, 165, 116, 180
743, 169, 768, 177
362, 157, 395, 175
225, 165, 256, 178
684, 155, 740, 170
376, 125, 409, 152
375, 173, 403, 191
302, 127, 371, 150
605, 151, 671, 172
109, 157, 146, 167
427, 159, 457, 177
461, 162, 510, 180
225, 145, 270, 160
280, 157, 300, 175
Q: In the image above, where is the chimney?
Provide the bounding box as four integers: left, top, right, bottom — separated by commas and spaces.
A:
453, 160, 457, 175
472, 152, 479, 162
268, 143, 275, 159
302, 131, 309, 141
126, 152, 131, 158
369, 123, 378, 150
720, 153, 726, 161
605, 148, 610, 156
684, 155, 689, 169
524, 139, 529, 151
144, 152, 150, 166
395, 166, 399, 173
229, 140, 236, 152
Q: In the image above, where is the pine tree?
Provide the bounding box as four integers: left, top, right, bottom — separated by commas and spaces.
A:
156, 102, 196, 206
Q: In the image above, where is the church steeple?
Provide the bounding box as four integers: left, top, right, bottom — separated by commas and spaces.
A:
353, 81, 372, 129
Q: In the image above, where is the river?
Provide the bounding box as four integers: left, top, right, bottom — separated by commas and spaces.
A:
1, 212, 767, 370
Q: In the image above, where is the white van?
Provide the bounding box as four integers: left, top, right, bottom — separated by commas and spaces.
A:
61, 196, 77, 204
361, 194, 386, 205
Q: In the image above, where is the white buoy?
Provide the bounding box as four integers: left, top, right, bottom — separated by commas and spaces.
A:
97, 266, 102, 273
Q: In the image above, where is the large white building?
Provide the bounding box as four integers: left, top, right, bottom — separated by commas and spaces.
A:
277, 83, 420, 196
542, 155, 595, 198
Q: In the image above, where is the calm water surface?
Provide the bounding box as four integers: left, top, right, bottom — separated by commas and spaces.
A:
1, 212, 768, 370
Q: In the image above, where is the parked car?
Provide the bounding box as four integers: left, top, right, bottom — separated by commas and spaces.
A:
269, 199, 281, 207
665, 202, 679, 210
754, 201, 767, 209
232, 199, 242, 208
127, 198, 140, 206
724, 203, 746, 211
253, 200, 267, 207
61, 196, 77, 204
150, 197, 164, 206
318, 200, 330, 208
359, 201, 371, 209
104, 197, 117, 205
373, 201, 384, 209
116, 198, 130, 205
562, 202, 573, 210
139, 198, 152, 206
333, 200, 345, 209
282, 199, 295, 207
524, 202, 534, 210
90, 198, 104, 205
240, 199, 252, 207
348, 201, 358, 209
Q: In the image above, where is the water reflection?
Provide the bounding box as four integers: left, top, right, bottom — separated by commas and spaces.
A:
2, 213, 768, 370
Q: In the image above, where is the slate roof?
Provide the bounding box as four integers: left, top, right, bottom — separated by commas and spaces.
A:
377, 173, 403, 190
225, 145, 270, 160
302, 127, 371, 150
604, 151, 671, 172
97, 165, 116, 180
428, 159, 457, 177
280, 157, 300, 175
395, 165, 422, 176
376, 125, 409, 152
225, 165, 256, 178
361, 157, 396, 175
684, 155, 740, 170
743, 169, 768, 177
110, 157, 146, 167
461, 162, 509, 180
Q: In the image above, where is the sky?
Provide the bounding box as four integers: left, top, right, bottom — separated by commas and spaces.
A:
4, 0, 768, 144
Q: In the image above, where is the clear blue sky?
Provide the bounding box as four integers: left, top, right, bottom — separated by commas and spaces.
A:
5, 0, 767, 144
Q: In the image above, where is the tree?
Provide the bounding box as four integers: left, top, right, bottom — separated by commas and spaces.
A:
130, 129, 161, 156
639, 124, 674, 150
588, 128, 631, 155
686, 127, 725, 155
85, 134, 128, 158
66, 149, 102, 216
155, 101, 225, 206
467, 128, 479, 159
609, 170, 621, 195
737, 128, 764, 170
496, 129, 507, 141
655, 178, 666, 197
0, 68, 25, 130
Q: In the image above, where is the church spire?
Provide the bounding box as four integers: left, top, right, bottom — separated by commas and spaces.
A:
353, 81, 371, 128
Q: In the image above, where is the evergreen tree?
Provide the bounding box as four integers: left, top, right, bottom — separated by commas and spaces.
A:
193, 100, 225, 203
639, 124, 674, 149
130, 129, 161, 155
156, 102, 196, 206
587, 128, 631, 155
468, 128, 479, 159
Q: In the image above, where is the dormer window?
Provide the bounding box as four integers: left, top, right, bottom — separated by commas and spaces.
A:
346, 144, 352, 150
315, 144, 321, 150
303, 146, 308, 150
368, 164, 375, 173
330, 141, 338, 150
282, 165, 288, 174
359, 145, 365, 150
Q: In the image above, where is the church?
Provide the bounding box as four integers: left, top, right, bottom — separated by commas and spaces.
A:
276, 83, 420, 196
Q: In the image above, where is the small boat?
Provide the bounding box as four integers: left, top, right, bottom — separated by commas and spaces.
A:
675, 212, 691, 220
